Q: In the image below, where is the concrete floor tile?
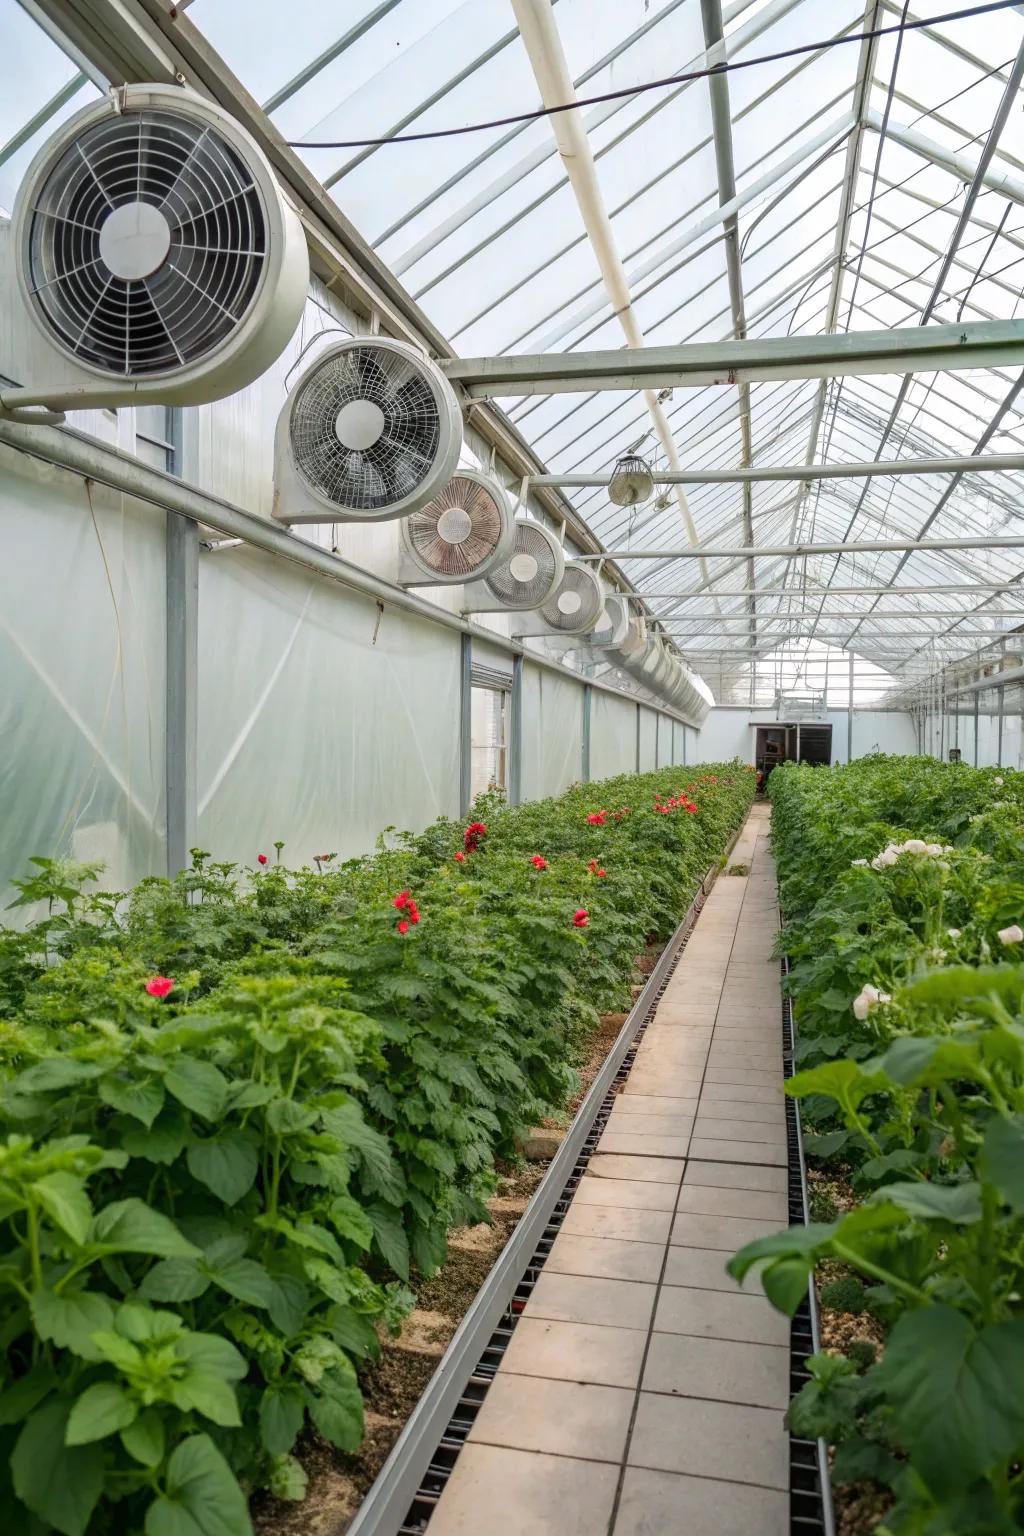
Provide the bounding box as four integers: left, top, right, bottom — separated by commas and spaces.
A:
643, 1332, 790, 1408
598, 1131, 693, 1159
671, 1212, 783, 1251
588, 1152, 686, 1184
697, 1082, 783, 1106
561, 1202, 674, 1244
429, 1443, 620, 1536
675, 1183, 788, 1220
614, 1467, 787, 1536
688, 1137, 787, 1167
611, 1095, 698, 1116
469, 1373, 634, 1462
502, 1317, 647, 1389
693, 1118, 787, 1146
623, 1071, 706, 1097
696, 1099, 784, 1124
547, 1231, 665, 1283
576, 1175, 679, 1211
628, 1393, 788, 1489
655, 1285, 789, 1345
606, 1111, 695, 1137
684, 1161, 788, 1193
661, 1244, 765, 1294
703, 1066, 782, 1085
527, 1271, 656, 1331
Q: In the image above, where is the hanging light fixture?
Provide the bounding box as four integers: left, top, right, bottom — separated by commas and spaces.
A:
608, 453, 654, 507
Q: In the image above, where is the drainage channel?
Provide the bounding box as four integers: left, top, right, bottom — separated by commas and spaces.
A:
782, 954, 836, 1536
346, 850, 729, 1536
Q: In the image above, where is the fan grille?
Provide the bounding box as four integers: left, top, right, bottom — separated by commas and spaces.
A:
26, 107, 267, 376
290, 346, 443, 512
540, 565, 603, 631
407, 475, 504, 577
485, 522, 559, 606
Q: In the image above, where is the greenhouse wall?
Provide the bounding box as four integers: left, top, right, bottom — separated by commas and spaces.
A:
694, 706, 918, 764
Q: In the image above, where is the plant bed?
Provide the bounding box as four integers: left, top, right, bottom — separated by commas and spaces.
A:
730, 756, 1024, 1535
0, 762, 754, 1536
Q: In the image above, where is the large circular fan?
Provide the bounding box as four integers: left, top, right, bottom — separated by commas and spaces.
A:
480, 517, 565, 608
538, 561, 605, 634
402, 470, 512, 581
287, 338, 462, 520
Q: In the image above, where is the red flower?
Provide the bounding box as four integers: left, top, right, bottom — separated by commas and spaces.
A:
597, 868, 607, 878
257, 853, 268, 865
397, 919, 410, 935
407, 899, 421, 924
464, 820, 488, 851
586, 811, 607, 826
145, 976, 174, 999
573, 909, 589, 928
393, 891, 410, 909
685, 804, 698, 815
531, 854, 548, 870
454, 851, 467, 863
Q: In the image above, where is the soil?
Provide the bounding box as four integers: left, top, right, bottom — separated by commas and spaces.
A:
252, 985, 649, 1535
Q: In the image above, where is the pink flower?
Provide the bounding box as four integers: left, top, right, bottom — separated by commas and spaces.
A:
573, 908, 589, 928
454, 851, 467, 863
257, 853, 268, 865
531, 855, 548, 870
397, 919, 410, 935
145, 976, 174, 999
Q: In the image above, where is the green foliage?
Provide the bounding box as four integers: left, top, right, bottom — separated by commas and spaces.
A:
0, 762, 754, 1532
731, 756, 1024, 1532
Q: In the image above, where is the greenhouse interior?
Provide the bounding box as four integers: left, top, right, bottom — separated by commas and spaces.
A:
4, 0, 1024, 1533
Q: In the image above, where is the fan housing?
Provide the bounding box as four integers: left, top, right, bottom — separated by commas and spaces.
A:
274, 337, 463, 523
4, 83, 308, 414
399, 470, 514, 585
463, 516, 565, 612
516, 560, 605, 637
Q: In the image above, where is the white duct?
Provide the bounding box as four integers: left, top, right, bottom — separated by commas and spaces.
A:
510, 0, 713, 596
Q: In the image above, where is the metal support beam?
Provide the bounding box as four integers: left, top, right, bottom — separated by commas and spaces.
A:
847, 648, 855, 763
635, 702, 641, 773
509, 654, 523, 806
459, 635, 473, 817
641, 583, 1024, 599
582, 683, 592, 783
665, 609, 1024, 621
165, 511, 198, 877
529, 453, 1024, 487
580, 535, 1024, 560
442, 320, 1024, 398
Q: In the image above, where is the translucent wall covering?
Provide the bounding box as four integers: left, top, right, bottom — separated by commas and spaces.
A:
197, 547, 462, 862
589, 691, 638, 781
520, 665, 584, 802
638, 709, 658, 772
0, 449, 165, 902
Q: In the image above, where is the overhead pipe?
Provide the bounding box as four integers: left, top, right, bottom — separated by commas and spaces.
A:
508, 0, 714, 598
528, 453, 1024, 486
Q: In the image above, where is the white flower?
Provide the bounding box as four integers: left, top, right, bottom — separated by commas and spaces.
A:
878, 991, 892, 1004
861, 984, 880, 1004
995, 776, 1004, 786
926, 844, 943, 856
999, 925, 1024, 946
872, 849, 898, 869
904, 839, 927, 854
853, 993, 871, 1020
851, 858, 869, 867
947, 928, 962, 940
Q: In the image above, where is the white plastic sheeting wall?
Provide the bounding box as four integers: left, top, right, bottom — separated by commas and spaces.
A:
638, 709, 658, 771
196, 546, 462, 863
0, 447, 166, 892
589, 691, 638, 781
695, 707, 918, 764
520, 665, 584, 802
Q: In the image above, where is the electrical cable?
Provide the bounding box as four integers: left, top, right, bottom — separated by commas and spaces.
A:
286, 2, 1021, 149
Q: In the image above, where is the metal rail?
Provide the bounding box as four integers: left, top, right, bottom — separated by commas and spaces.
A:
346, 837, 740, 1536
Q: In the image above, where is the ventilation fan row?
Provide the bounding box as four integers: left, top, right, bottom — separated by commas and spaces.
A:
1, 83, 711, 711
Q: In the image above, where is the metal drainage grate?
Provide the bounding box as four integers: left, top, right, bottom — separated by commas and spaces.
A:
782, 955, 836, 1536
396, 881, 714, 1534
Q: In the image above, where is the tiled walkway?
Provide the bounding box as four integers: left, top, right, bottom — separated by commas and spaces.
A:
429, 803, 788, 1536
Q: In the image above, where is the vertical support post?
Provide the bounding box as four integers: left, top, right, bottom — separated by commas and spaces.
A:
682, 722, 688, 766
847, 649, 854, 764
509, 653, 523, 806
672, 720, 677, 765
635, 702, 641, 772
795, 721, 801, 765
459, 633, 472, 816
582, 683, 592, 782
165, 511, 198, 876
998, 684, 1005, 767
974, 691, 980, 767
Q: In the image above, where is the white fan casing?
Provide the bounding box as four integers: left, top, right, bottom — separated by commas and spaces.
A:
463, 516, 565, 612
4, 83, 308, 415
398, 469, 514, 586
589, 592, 632, 648
516, 559, 605, 637
274, 337, 463, 524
